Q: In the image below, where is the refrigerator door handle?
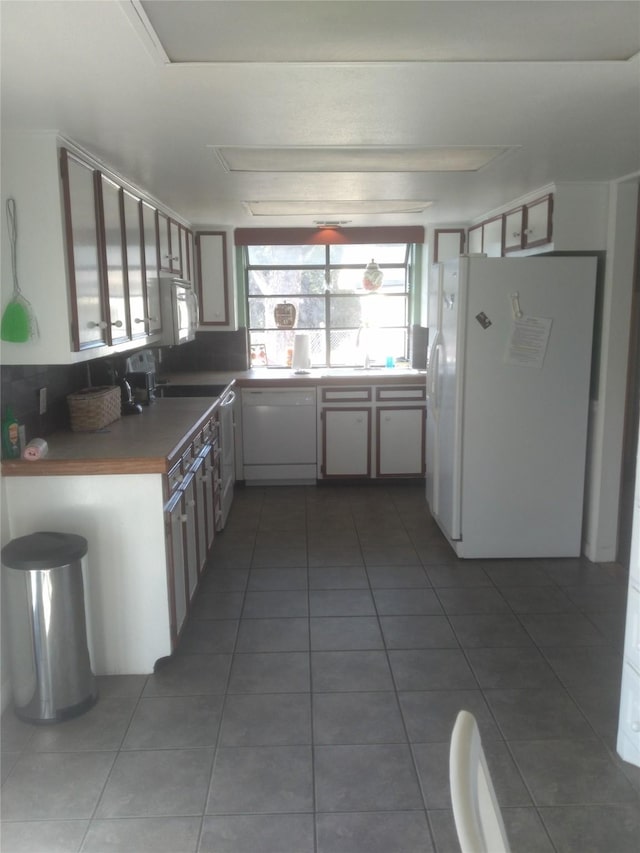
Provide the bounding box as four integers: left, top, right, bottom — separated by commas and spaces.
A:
427, 331, 441, 410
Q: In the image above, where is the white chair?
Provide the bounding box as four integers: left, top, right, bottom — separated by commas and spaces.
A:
449, 710, 511, 853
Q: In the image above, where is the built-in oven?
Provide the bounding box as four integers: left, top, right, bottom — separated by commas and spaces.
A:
157, 382, 236, 528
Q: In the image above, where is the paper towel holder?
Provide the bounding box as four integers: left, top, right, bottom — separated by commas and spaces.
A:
292, 332, 311, 372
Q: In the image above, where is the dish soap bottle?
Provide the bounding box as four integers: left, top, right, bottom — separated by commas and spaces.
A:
2, 407, 21, 459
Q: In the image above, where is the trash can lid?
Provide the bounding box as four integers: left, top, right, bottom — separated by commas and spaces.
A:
1, 531, 88, 570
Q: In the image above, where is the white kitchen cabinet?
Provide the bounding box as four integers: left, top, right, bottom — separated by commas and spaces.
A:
157, 210, 182, 275
0, 131, 194, 364
181, 469, 199, 605
141, 200, 162, 336
377, 407, 425, 476
466, 185, 607, 258
523, 193, 553, 249
196, 229, 237, 329
482, 215, 504, 257
504, 195, 554, 254
318, 384, 426, 480
467, 223, 483, 254
503, 206, 525, 253
165, 483, 189, 640
179, 224, 195, 283
199, 423, 221, 554
322, 408, 371, 477
98, 174, 130, 345
60, 147, 108, 351
122, 190, 146, 342
433, 228, 465, 263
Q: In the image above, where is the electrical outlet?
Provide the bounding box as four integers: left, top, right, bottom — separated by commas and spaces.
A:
39, 387, 47, 415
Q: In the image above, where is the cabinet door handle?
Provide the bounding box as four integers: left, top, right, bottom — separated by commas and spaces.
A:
111, 320, 123, 328
179, 514, 188, 523
88, 321, 108, 329
134, 317, 147, 325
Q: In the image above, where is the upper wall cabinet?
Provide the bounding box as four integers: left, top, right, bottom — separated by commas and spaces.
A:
467, 223, 483, 255
141, 201, 163, 337
504, 195, 553, 254
0, 131, 194, 364
60, 148, 109, 351
433, 229, 465, 263
122, 191, 146, 342
482, 215, 504, 257
98, 174, 130, 345
465, 186, 607, 260
196, 229, 238, 330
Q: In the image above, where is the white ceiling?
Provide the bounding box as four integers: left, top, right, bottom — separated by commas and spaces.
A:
1, 1, 639, 229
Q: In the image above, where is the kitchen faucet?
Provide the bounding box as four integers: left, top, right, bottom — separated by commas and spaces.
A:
356, 324, 372, 368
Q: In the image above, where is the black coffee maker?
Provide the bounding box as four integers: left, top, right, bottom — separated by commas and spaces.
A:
89, 358, 143, 415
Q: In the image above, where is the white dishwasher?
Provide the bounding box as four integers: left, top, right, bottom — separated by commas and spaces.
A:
241, 387, 317, 483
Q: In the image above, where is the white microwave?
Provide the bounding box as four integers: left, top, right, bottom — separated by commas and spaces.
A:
159, 277, 199, 346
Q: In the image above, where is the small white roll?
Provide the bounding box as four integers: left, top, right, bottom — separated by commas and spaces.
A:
22, 438, 48, 461
292, 333, 311, 369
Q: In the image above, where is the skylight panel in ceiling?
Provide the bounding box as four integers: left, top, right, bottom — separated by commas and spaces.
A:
215, 147, 511, 173
245, 200, 433, 216
133, 1, 640, 64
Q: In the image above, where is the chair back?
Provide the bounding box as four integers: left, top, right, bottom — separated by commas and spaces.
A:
449, 710, 511, 853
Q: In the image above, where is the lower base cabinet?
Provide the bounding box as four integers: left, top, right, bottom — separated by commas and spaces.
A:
377, 406, 425, 476
319, 384, 426, 479
322, 408, 371, 477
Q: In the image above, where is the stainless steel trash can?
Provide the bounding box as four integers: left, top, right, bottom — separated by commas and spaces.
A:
2, 531, 97, 723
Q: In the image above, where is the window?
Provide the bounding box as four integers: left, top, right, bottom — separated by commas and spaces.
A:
245, 242, 413, 368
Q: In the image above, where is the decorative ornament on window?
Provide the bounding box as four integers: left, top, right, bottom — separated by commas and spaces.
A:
274, 301, 297, 329
363, 259, 383, 291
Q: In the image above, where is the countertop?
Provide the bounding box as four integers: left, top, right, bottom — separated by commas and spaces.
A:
1, 397, 219, 477
159, 367, 426, 388
2, 368, 427, 477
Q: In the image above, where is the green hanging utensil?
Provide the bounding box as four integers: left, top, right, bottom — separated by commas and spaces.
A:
1, 198, 38, 343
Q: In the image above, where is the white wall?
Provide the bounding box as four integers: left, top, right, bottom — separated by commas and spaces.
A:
583, 178, 639, 562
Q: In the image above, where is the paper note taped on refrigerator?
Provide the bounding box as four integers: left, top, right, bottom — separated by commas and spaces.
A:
504, 315, 552, 368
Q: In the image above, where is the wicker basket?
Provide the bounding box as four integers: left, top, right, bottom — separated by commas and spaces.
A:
67, 386, 121, 432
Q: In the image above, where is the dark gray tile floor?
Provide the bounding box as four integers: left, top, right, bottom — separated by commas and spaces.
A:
2, 483, 639, 852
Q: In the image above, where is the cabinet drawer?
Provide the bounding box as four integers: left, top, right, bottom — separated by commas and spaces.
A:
376, 385, 425, 402
321, 386, 372, 403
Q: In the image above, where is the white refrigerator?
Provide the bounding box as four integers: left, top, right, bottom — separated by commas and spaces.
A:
426, 255, 597, 558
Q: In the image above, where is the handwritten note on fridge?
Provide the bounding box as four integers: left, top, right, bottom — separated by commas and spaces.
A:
505, 316, 552, 368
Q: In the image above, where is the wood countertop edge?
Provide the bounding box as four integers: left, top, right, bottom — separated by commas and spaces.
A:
1, 457, 168, 476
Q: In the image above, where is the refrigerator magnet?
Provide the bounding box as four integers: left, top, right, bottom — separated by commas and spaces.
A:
475, 312, 492, 329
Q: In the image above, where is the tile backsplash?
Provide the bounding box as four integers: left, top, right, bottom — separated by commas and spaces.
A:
0, 362, 88, 442
1, 329, 249, 443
